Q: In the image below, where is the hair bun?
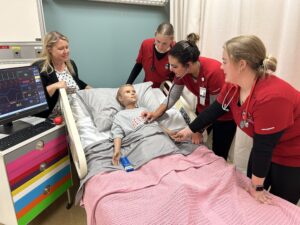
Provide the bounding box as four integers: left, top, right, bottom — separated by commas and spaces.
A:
186, 33, 200, 46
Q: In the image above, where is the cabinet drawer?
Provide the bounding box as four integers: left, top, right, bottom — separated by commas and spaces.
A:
4, 127, 65, 163
6, 134, 68, 190
12, 156, 72, 225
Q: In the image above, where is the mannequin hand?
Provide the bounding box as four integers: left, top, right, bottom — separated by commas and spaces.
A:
112, 151, 121, 166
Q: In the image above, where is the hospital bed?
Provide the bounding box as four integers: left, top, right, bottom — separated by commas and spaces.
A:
59, 82, 300, 225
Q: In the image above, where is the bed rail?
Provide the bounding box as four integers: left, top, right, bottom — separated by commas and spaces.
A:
160, 81, 197, 122
59, 88, 87, 179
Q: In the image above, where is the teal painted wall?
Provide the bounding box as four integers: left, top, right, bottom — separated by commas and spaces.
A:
42, 0, 169, 88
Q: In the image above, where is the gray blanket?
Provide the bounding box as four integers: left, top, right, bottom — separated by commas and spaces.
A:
76, 124, 198, 204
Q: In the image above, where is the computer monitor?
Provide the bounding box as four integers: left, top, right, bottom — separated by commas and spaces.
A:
0, 65, 48, 134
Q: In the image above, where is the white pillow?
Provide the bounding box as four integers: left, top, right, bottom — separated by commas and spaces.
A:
152, 88, 187, 131
70, 93, 110, 149
70, 82, 187, 149
75, 82, 159, 132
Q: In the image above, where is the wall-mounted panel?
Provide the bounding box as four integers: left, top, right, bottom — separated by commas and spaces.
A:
0, 0, 46, 63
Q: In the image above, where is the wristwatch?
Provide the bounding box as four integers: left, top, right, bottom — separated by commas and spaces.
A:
252, 184, 264, 192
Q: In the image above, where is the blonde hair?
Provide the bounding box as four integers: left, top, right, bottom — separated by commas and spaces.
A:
116, 84, 134, 107
224, 35, 277, 78
40, 31, 75, 75
156, 22, 174, 37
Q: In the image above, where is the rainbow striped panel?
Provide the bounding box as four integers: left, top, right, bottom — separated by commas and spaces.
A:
13, 156, 72, 225
5, 134, 72, 225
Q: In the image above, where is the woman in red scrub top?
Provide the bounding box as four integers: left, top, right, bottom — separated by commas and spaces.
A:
174, 35, 300, 205
142, 33, 236, 160
126, 22, 175, 88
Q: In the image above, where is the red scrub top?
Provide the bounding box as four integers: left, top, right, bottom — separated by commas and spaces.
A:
136, 38, 172, 88
217, 75, 300, 167
174, 57, 232, 121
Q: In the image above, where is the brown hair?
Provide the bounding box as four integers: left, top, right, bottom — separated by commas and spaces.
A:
169, 33, 200, 65
224, 35, 277, 78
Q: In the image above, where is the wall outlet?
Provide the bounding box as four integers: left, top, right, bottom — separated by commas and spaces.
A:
13, 51, 21, 58
11, 46, 21, 59
34, 46, 42, 57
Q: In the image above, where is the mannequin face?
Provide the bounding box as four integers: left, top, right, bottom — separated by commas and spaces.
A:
154, 33, 173, 53
49, 39, 70, 63
168, 55, 189, 79
118, 85, 137, 108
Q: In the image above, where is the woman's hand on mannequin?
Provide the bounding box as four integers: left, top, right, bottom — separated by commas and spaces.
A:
191, 132, 203, 144
173, 126, 193, 142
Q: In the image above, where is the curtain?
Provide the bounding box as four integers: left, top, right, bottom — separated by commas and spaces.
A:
170, 0, 300, 174
170, 0, 300, 90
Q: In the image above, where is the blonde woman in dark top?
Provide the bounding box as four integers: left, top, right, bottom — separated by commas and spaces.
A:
32, 31, 91, 118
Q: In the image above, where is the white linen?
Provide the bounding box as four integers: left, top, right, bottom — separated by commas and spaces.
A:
70, 82, 186, 149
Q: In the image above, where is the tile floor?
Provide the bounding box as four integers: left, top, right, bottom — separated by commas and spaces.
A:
29, 193, 87, 225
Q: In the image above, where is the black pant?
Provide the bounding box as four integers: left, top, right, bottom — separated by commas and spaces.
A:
206, 120, 236, 160
247, 153, 300, 204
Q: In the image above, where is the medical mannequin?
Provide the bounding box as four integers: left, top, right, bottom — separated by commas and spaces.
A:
32, 31, 92, 118
174, 35, 300, 205
126, 22, 175, 88
111, 84, 173, 165
142, 33, 236, 159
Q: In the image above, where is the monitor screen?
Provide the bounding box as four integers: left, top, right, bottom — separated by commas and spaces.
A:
0, 65, 48, 134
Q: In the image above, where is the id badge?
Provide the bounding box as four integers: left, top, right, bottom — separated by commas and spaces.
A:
199, 87, 207, 106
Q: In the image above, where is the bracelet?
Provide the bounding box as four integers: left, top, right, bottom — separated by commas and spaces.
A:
251, 183, 264, 192
199, 128, 205, 133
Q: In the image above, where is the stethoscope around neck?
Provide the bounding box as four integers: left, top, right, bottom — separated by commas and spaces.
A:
150, 44, 156, 72
221, 79, 257, 128
150, 44, 171, 72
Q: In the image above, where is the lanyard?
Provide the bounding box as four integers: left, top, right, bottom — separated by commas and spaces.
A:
241, 79, 257, 127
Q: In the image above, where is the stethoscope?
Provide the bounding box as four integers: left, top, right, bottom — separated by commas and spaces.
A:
150, 44, 156, 72
150, 44, 171, 72
221, 79, 257, 128
221, 85, 238, 112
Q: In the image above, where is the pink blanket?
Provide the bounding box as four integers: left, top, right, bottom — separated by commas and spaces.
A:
82, 146, 300, 225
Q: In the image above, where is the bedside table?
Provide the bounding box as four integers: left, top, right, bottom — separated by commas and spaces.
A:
0, 125, 73, 225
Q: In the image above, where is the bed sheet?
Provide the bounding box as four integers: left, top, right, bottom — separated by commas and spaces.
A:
70, 82, 187, 150
82, 145, 300, 225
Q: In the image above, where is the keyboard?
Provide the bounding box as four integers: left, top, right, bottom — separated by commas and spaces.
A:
0, 121, 56, 151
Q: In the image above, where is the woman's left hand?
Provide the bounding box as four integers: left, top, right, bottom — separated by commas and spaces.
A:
191, 132, 203, 144
248, 186, 272, 204
173, 126, 193, 142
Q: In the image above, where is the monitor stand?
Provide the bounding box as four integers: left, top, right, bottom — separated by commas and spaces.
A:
0, 121, 32, 135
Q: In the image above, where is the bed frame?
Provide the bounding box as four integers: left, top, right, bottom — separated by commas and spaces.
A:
59, 88, 87, 179
160, 81, 197, 122
59, 83, 197, 179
